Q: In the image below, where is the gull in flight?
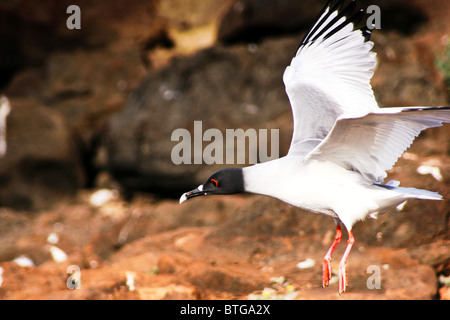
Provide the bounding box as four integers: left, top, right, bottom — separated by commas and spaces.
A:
180, 0, 450, 294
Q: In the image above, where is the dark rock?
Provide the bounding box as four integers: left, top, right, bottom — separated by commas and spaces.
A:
0, 0, 117, 88
1, 0, 161, 192
217, 0, 428, 44
104, 39, 296, 196
217, 0, 324, 43
0, 98, 84, 210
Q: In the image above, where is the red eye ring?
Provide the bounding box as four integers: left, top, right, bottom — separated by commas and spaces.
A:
211, 178, 219, 188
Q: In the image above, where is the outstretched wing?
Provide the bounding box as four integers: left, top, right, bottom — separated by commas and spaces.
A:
305, 107, 450, 183
284, 0, 378, 156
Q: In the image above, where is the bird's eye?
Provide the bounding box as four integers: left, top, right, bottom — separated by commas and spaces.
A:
211, 178, 219, 188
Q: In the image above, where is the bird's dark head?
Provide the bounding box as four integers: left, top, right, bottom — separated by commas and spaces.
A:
179, 168, 244, 204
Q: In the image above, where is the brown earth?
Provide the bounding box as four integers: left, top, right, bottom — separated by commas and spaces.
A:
0, 140, 449, 300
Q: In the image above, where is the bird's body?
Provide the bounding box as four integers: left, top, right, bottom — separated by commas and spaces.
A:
245, 157, 370, 220
243, 155, 440, 230
179, 0, 450, 294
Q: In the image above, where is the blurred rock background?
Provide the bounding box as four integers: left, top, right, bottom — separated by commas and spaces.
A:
0, 0, 449, 300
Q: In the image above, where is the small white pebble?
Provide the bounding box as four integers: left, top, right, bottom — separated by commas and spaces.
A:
262, 287, 275, 297
417, 165, 443, 182
376, 232, 383, 241
13, 255, 35, 267
329, 276, 339, 285
47, 232, 59, 244
396, 201, 407, 212
126, 271, 136, 291
0, 96, 11, 157
90, 189, 118, 207
402, 152, 418, 160
296, 258, 316, 269
241, 103, 259, 115
269, 276, 285, 284
438, 274, 450, 286
48, 245, 68, 263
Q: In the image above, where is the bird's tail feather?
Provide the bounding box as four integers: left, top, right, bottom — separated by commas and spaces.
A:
376, 181, 442, 200
393, 186, 442, 200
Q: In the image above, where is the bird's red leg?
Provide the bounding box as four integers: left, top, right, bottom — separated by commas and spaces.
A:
322, 224, 342, 288
338, 229, 355, 295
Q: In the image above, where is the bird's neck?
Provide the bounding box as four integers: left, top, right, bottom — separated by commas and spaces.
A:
242, 158, 288, 195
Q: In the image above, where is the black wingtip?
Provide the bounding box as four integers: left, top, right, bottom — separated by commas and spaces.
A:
349, 8, 364, 26
331, 0, 346, 12
360, 26, 372, 42
297, 0, 373, 54
301, 0, 352, 47
300, 0, 336, 46
401, 106, 450, 113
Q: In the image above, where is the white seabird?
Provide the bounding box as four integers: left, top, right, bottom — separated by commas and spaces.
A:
180, 0, 450, 294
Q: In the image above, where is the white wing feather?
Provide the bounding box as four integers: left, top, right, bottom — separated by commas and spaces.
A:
284, 1, 378, 155
305, 107, 450, 182
284, 1, 450, 183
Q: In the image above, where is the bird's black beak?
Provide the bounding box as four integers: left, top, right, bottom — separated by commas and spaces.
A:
179, 185, 207, 204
